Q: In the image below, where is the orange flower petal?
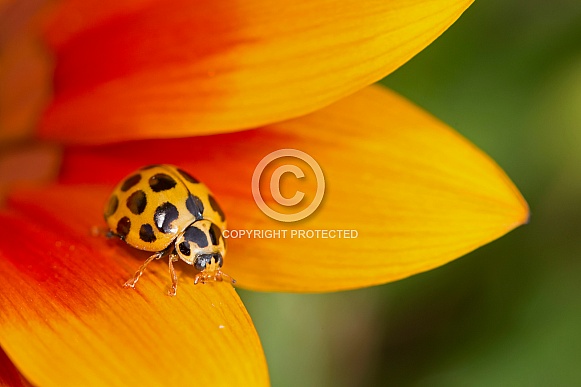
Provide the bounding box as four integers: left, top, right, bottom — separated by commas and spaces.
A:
0, 143, 61, 204
0, 187, 268, 386
0, 0, 52, 142
39, 0, 472, 144
58, 85, 528, 292
0, 348, 31, 387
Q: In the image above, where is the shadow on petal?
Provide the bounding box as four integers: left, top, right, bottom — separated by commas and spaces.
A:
0, 347, 32, 387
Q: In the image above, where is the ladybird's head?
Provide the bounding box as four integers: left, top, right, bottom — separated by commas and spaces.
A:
174, 220, 226, 272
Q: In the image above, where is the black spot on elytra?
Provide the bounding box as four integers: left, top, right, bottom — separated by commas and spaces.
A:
120, 174, 141, 192
184, 225, 209, 248
179, 241, 191, 256
154, 202, 179, 234
139, 224, 156, 243
126, 190, 147, 215
186, 194, 204, 220
116, 217, 131, 238
208, 194, 225, 222
104, 195, 118, 218
149, 173, 177, 192
177, 168, 199, 184
209, 223, 221, 246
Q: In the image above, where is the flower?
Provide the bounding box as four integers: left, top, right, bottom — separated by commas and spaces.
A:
0, 0, 528, 385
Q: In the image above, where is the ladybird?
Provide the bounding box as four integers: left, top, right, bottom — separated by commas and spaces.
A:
104, 164, 234, 296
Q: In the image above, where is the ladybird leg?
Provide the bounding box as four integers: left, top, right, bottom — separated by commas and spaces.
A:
217, 270, 237, 285
193, 270, 236, 285
123, 250, 165, 289
90, 225, 116, 238
193, 272, 205, 285
167, 254, 179, 297
105, 230, 121, 239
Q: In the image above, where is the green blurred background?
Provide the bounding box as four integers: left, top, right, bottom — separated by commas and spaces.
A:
239, 0, 581, 385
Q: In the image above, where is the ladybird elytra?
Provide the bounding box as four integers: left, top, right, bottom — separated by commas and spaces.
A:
104, 164, 234, 296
